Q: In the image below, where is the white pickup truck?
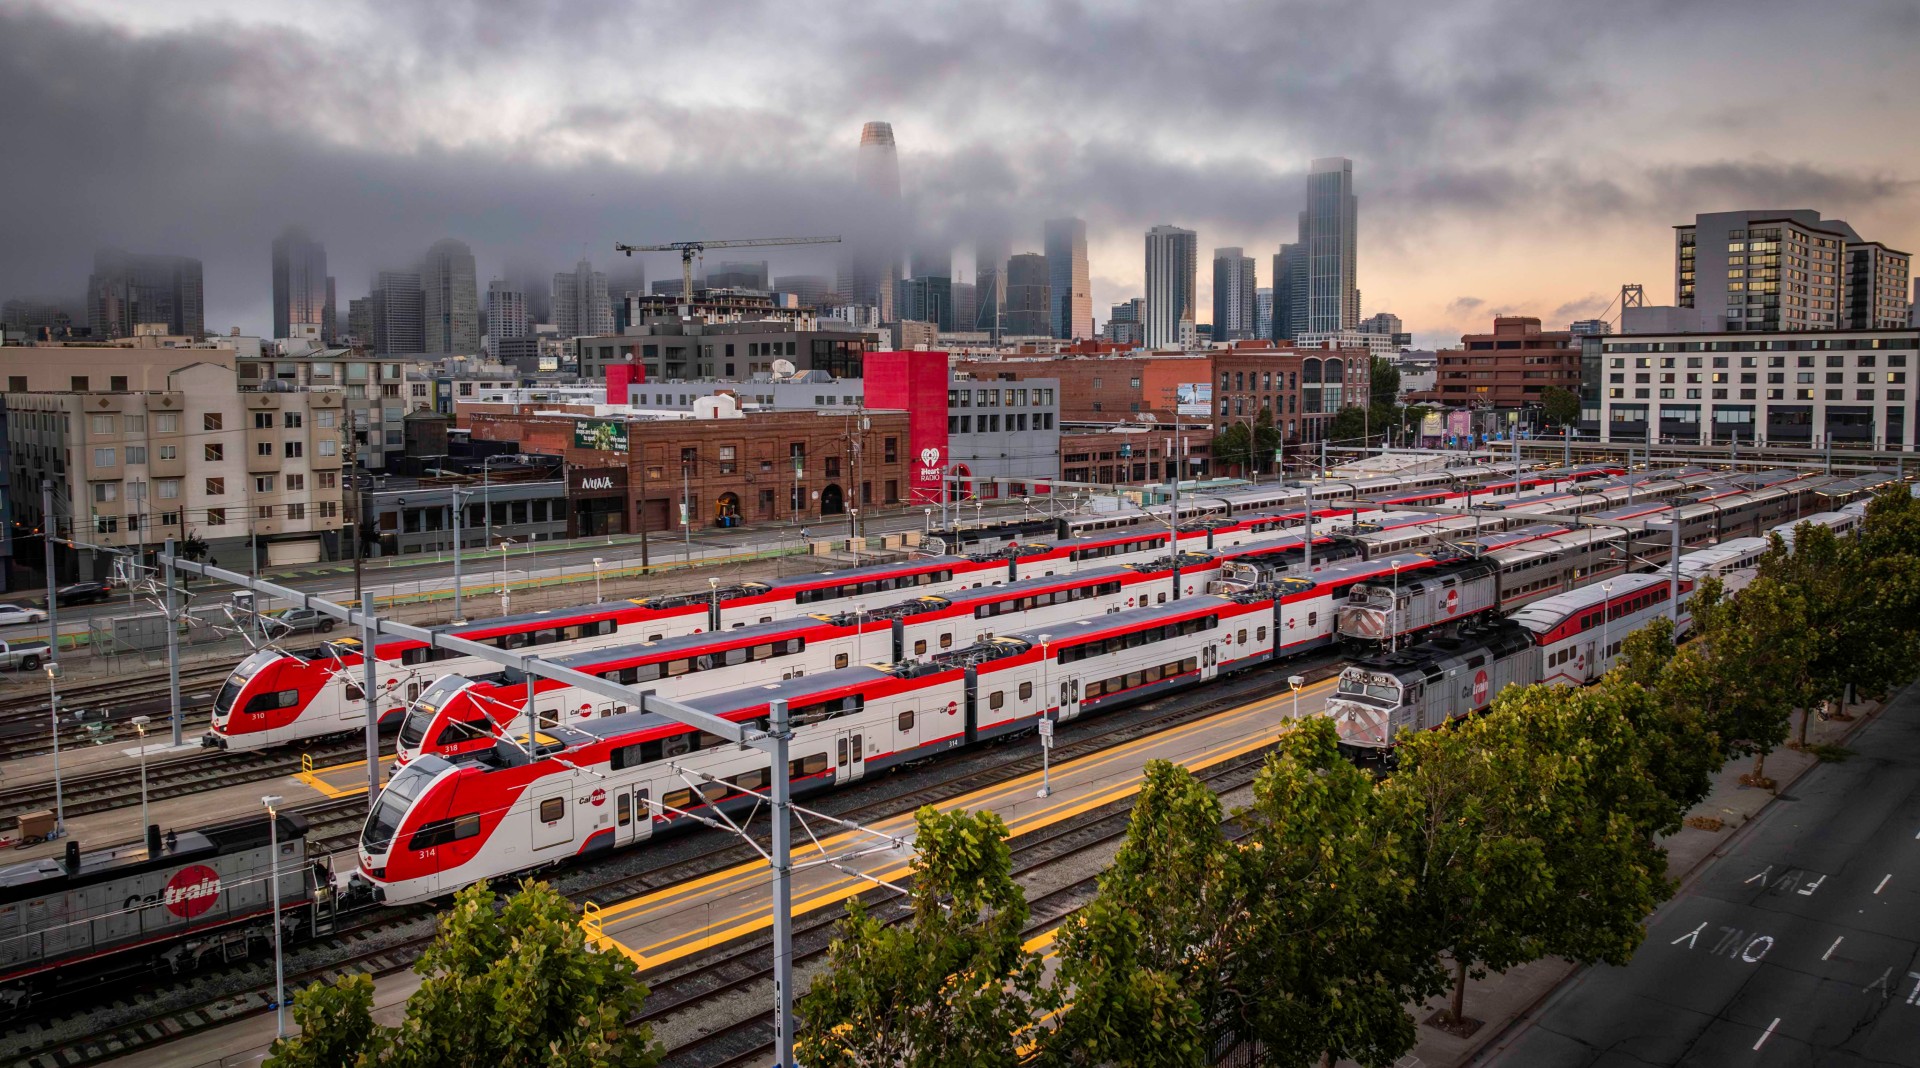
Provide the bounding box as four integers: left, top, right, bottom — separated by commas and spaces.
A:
0, 639, 53, 671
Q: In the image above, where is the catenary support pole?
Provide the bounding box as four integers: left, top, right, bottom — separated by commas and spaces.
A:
1303, 483, 1314, 573
451, 489, 465, 621
1670, 512, 1682, 622
361, 592, 380, 806
165, 537, 183, 746
42, 480, 58, 665
769, 697, 796, 1068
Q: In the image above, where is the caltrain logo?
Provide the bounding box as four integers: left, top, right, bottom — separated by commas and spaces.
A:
590, 788, 607, 807
164, 865, 223, 919
1444, 589, 1459, 616
1472, 669, 1490, 705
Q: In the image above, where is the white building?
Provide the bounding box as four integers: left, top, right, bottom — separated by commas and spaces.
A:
552, 259, 615, 339
1144, 225, 1197, 349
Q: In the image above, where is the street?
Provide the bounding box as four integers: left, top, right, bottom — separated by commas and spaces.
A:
1481, 688, 1920, 1066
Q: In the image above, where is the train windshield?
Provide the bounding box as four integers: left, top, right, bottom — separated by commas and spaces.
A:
1336, 674, 1400, 703
215, 649, 283, 715
361, 758, 447, 854
399, 677, 471, 748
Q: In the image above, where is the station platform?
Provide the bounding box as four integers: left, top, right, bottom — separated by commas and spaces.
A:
583, 674, 1341, 973
2, 728, 213, 791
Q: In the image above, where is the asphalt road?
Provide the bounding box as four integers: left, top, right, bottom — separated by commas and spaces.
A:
1481, 688, 1920, 1066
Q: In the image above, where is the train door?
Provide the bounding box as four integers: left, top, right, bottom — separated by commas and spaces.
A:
1201, 643, 1219, 681
1058, 678, 1081, 722
834, 729, 866, 783
615, 785, 654, 846
1582, 639, 1599, 683
530, 788, 573, 852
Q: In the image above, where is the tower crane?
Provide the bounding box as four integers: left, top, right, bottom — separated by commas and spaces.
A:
615, 235, 841, 302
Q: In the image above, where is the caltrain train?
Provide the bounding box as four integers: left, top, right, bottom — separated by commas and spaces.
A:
0, 814, 335, 1013
1324, 572, 1695, 767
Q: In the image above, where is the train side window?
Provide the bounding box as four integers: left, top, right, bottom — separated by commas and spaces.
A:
791, 753, 829, 778
989, 690, 1006, 710
1308, 612, 1318, 626
914, 639, 928, 655
617, 793, 631, 827
837, 737, 849, 766
538, 797, 565, 823
1019, 681, 1034, 701
834, 653, 850, 669
1238, 629, 1248, 644
898, 710, 915, 732
940, 633, 953, 649
730, 768, 767, 792
662, 788, 694, 810
1257, 626, 1268, 641
344, 680, 364, 701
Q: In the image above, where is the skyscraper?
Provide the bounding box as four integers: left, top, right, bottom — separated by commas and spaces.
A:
271, 226, 329, 341
951, 282, 977, 336
774, 275, 834, 309
1211, 247, 1257, 341
1254, 288, 1273, 341
840, 121, 903, 320
486, 279, 529, 349
974, 234, 1010, 336
1004, 253, 1051, 336
894, 276, 954, 331
1272, 242, 1308, 340
86, 248, 204, 339
1044, 218, 1092, 339
1304, 158, 1359, 333
370, 270, 424, 355
1144, 225, 1197, 348
504, 256, 553, 324
420, 238, 480, 354
552, 259, 615, 337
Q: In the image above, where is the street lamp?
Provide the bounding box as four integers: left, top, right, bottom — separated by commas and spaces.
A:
923, 507, 932, 536
1036, 634, 1054, 798
1389, 561, 1403, 655
849, 506, 859, 542
45, 661, 64, 838
1599, 581, 1614, 680
592, 557, 605, 603
1289, 674, 1304, 721
497, 538, 515, 616
261, 794, 287, 1038
131, 714, 151, 840
708, 576, 720, 632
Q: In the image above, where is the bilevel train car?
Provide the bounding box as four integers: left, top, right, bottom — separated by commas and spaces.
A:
1325, 572, 1695, 768
357, 575, 1378, 905
392, 558, 1220, 768
1333, 552, 1501, 650
0, 813, 328, 1013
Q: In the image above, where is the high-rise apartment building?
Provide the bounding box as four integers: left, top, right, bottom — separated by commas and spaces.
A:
86, 249, 205, 340
1304, 158, 1359, 334
895, 276, 954, 331
1254, 288, 1274, 342
1044, 218, 1092, 339
486, 280, 529, 354
1675, 210, 1911, 332
1211, 248, 1257, 341
552, 259, 615, 338
1144, 225, 1197, 349
271, 226, 330, 341
504, 257, 553, 324
951, 282, 976, 336
371, 270, 425, 356
974, 234, 1010, 336
1004, 254, 1051, 336
840, 121, 903, 320
420, 239, 480, 354
1272, 242, 1308, 341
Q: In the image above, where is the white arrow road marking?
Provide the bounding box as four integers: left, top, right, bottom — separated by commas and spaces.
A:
1671, 921, 1706, 949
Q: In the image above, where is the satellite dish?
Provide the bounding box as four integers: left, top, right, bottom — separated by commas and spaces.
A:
772, 358, 797, 377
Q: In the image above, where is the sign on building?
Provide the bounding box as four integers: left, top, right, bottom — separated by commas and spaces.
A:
573, 419, 628, 453
1175, 383, 1213, 416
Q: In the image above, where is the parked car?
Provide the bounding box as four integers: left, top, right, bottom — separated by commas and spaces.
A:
0, 604, 47, 627
53, 582, 114, 606
266, 606, 337, 637
0, 639, 53, 671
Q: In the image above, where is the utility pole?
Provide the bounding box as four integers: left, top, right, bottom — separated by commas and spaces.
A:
768, 697, 796, 1068
348, 414, 364, 603
359, 591, 380, 806
165, 537, 183, 746
681, 458, 692, 549
636, 448, 650, 573
450, 488, 468, 620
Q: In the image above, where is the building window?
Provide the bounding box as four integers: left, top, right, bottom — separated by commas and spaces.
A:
255, 475, 275, 493
884, 437, 897, 463
127, 446, 147, 464
318, 439, 337, 456
257, 505, 274, 519
286, 503, 306, 520
318, 471, 337, 489
285, 441, 304, 458
206, 477, 225, 495
316, 410, 337, 428
284, 412, 304, 429
71, 376, 88, 391
92, 447, 116, 467
203, 413, 223, 431
205, 508, 226, 527
258, 441, 274, 456
319, 501, 338, 518
91, 482, 118, 503
253, 412, 274, 429
157, 479, 180, 500
90, 415, 115, 435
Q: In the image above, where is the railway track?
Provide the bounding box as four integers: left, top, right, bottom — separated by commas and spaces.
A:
0, 736, 365, 827
0, 665, 231, 761
2, 654, 1335, 1068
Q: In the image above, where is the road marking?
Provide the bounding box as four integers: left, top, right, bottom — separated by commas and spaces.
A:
1823, 936, 1844, 960
1744, 866, 1772, 885
1797, 875, 1826, 896
1753, 1018, 1780, 1051
1875, 874, 1892, 895
1670, 921, 1706, 948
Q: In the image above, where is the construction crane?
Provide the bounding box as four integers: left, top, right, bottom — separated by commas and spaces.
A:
615, 235, 841, 302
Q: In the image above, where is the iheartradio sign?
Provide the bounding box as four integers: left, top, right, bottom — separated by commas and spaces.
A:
163, 864, 223, 919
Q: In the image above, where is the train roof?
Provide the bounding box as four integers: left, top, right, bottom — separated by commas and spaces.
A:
1304, 550, 1454, 586
1454, 524, 1572, 554
1343, 620, 1535, 684
1346, 554, 1496, 590
998, 592, 1248, 648
1508, 572, 1674, 635
0, 811, 309, 905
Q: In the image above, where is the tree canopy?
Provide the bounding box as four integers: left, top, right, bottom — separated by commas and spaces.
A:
1539, 386, 1581, 430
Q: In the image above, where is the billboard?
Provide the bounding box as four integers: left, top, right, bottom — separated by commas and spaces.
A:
573, 419, 628, 453
1175, 383, 1213, 416
1420, 412, 1443, 438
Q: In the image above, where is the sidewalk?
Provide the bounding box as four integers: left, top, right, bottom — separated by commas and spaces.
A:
1390, 690, 1901, 1068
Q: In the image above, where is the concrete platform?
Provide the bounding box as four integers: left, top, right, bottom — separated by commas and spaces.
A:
1, 735, 211, 792
583, 673, 1343, 973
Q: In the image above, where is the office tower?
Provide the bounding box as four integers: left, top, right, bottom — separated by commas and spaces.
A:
420, 239, 480, 353
552, 258, 615, 337
324, 277, 337, 344
370, 270, 424, 355
1675, 209, 1912, 332
1271, 241, 1308, 341
775, 274, 834, 308
486, 279, 530, 351
951, 282, 976, 335
1303, 158, 1359, 333
347, 297, 375, 346
974, 234, 1010, 336
910, 242, 951, 282
1144, 225, 1197, 348
1004, 253, 1051, 336
895, 276, 954, 332
1106, 297, 1146, 345
2, 299, 74, 337
1254, 288, 1274, 341
840, 120, 903, 319
504, 256, 553, 324
271, 226, 330, 341
85, 248, 205, 339
1044, 218, 1092, 339
707, 260, 770, 292
1211, 247, 1257, 341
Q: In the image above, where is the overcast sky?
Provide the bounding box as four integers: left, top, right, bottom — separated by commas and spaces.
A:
4, 0, 1916, 348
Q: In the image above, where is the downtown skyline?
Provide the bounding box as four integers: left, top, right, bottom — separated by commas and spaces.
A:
2, 1, 1916, 349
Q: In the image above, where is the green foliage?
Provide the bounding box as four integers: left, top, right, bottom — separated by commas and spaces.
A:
1369, 357, 1401, 410
265, 881, 658, 1068
1539, 386, 1581, 429
1209, 410, 1282, 473
1326, 404, 1399, 448
178, 532, 211, 562
1609, 617, 1721, 829
798, 806, 1053, 1068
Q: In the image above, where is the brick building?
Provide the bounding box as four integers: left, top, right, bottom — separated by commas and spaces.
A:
462, 405, 912, 534
1059, 426, 1214, 485
1418, 316, 1580, 412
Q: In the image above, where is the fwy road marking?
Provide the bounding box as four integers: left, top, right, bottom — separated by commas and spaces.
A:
1742, 866, 1828, 896
1753, 1018, 1780, 1051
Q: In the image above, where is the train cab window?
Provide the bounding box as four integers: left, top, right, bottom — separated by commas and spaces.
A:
898, 710, 915, 731
835, 653, 850, 669
914, 639, 928, 655
538, 797, 565, 823
344, 680, 364, 701
245, 689, 301, 713
1019, 681, 1034, 700
989, 690, 1006, 710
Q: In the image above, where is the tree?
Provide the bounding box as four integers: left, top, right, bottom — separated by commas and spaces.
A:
1326, 404, 1398, 449
798, 806, 1052, 1068
1048, 761, 1236, 1065
266, 880, 659, 1068
1609, 616, 1723, 830
1210, 412, 1281, 476
1234, 717, 1438, 1068
1369, 357, 1401, 410
1539, 386, 1580, 430
1702, 575, 1811, 786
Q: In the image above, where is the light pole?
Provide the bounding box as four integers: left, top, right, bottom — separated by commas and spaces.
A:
498, 539, 514, 616
450, 488, 469, 621
708, 576, 720, 632
131, 714, 151, 839
1036, 633, 1054, 798
923, 507, 932, 536
1289, 674, 1304, 720
1389, 561, 1402, 654
849, 506, 859, 542
592, 557, 605, 603
262, 794, 287, 1039
1599, 581, 1614, 679
45, 661, 64, 838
